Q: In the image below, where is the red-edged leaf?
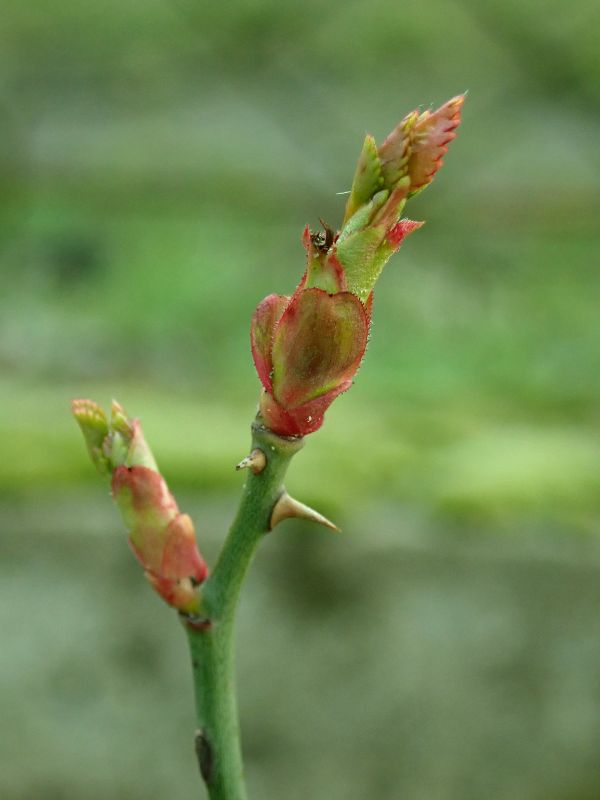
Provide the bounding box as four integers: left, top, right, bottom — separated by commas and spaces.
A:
259, 390, 308, 437
145, 572, 200, 614
407, 95, 464, 195
301, 224, 312, 252
124, 419, 158, 471
387, 219, 424, 249
161, 513, 208, 585
371, 181, 410, 229
271, 288, 368, 408
305, 251, 347, 294
114, 467, 207, 611
378, 109, 418, 189
112, 465, 178, 573
259, 380, 354, 437
250, 294, 289, 392
365, 291, 374, 323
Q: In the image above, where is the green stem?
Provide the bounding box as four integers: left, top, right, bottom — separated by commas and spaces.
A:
183, 422, 304, 800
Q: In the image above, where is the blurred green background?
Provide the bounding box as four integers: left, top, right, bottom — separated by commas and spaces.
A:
2, 1, 600, 798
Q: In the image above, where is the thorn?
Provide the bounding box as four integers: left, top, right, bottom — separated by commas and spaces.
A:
235, 448, 266, 475
270, 491, 341, 532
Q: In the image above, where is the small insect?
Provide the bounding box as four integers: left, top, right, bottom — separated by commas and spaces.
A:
310, 218, 335, 252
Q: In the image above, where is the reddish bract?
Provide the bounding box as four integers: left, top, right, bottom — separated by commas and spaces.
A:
112, 465, 208, 611
388, 219, 424, 248
251, 287, 369, 436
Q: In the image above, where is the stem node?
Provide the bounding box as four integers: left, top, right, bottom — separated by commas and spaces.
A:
195, 728, 214, 785
235, 448, 267, 474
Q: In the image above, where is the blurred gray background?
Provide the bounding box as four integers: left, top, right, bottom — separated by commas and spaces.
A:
1, 1, 600, 798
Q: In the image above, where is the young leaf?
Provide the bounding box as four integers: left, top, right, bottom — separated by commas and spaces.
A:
406, 94, 464, 196
343, 134, 385, 224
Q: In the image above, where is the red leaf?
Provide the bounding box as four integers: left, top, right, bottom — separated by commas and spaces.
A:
161, 513, 208, 585
378, 109, 418, 189
250, 294, 289, 392
301, 224, 312, 252
387, 219, 424, 248
407, 95, 464, 194
145, 572, 200, 614
259, 380, 354, 437
112, 466, 178, 571
271, 288, 368, 409
365, 291, 374, 323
